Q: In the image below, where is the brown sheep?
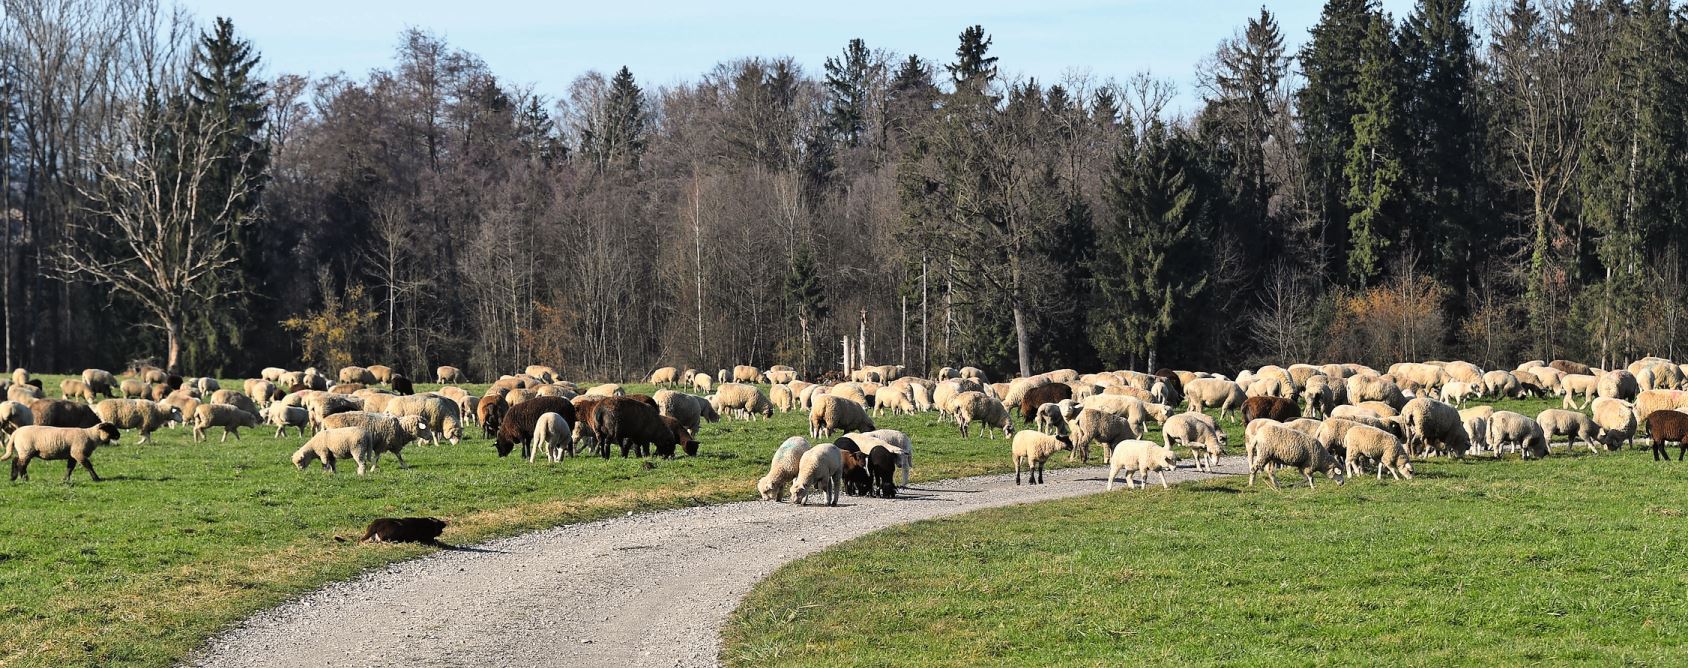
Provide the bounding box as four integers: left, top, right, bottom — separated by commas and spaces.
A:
1646, 410, 1688, 462
29, 399, 99, 428
1241, 396, 1299, 424
1018, 383, 1073, 424
592, 397, 698, 459
477, 393, 508, 439
494, 396, 576, 458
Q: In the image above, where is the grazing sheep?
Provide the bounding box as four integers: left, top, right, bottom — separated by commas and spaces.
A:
692, 373, 714, 393
519, 365, 555, 384
5, 423, 120, 482
530, 412, 572, 463
1241, 396, 1299, 424
290, 427, 377, 475
731, 365, 761, 383
1482, 370, 1522, 398
29, 399, 99, 428
712, 383, 775, 421
1247, 422, 1346, 490
436, 366, 465, 384
758, 436, 813, 501
856, 429, 915, 486
80, 369, 117, 398
263, 403, 310, 438
1163, 411, 1224, 471
493, 396, 576, 457
1536, 408, 1601, 453
1080, 394, 1167, 437
1065, 408, 1135, 464
861, 441, 902, 498
243, 379, 280, 407
954, 391, 1013, 439
769, 384, 797, 413
1034, 402, 1067, 435
306, 393, 363, 431
1591, 397, 1637, 450
210, 390, 260, 418
261, 367, 287, 383
1341, 424, 1413, 480
386, 394, 463, 446
366, 364, 396, 385
652, 389, 719, 434
91, 399, 180, 444
1438, 381, 1478, 407
765, 369, 797, 384
319, 412, 433, 469
1599, 370, 1640, 401
650, 367, 683, 385
1106, 439, 1179, 491
338, 366, 376, 385
1487, 411, 1549, 460
1646, 410, 1688, 461
477, 394, 507, 439
828, 383, 870, 407
1346, 375, 1408, 409
59, 378, 96, 403
1399, 398, 1470, 458
593, 397, 697, 459
0, 400, 33, 438
1010, 430, 1071, 485
1300, 375, 1336, 418
1184, 378, 1247, 421
872, 386, 916, 417
791, 443, 844, 506
193, 404, 260, 443
1558, 374, 1599, 409
119, 379, 146, 399
809, 394, 877, 439
1018, 383, 1073, 424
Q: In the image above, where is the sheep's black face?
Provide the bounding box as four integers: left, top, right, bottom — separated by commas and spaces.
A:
493, 439, 514, 457
683, 440, 699, 456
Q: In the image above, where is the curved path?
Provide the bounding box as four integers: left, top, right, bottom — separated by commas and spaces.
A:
188, 456, 1249, 668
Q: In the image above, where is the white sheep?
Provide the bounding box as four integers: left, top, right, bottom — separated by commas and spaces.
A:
1591, 397, 1636, 450
318, 412, 433, 469
1163, 411, 1224, 472
1247, 422, 1345, 490
1106, 439, 1179, 491
1183, 378, 1246, 420
1341, 424, 1413, 480
1438, 381, 1477, 407
436, 365, 466, 384
5, 423, 120, 482
712, 383, 775, 420
1487, 410, 1549, 459
692, 372, 714, 393
856, 428, 915, 486
1011, 430, 1071, 485
872, 386, 916, 417
1536, 408, 1601, 453
954, 391, 1013, 439
792, 443, 844, 506
385, 394, 462, 445
193, 404, 260, 443
758, 436, 813, 501
530, 412, 572, 463
263, 403, 311, 438
91, 398, 181, 444
291, 427, 377, 475
808, 394, 876, 438
1559, 374, 1599, 409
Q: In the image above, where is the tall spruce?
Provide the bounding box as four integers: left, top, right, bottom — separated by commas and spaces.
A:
1089, 121, 1208, 370
1342, 11, 1409, 286
823, 38, 873, 147
947, 25, 998, 102
1400, 0, 1483, 291
1297, 0, 1377, 279
1200, 7, 1288, 274
586, 66, 646, 171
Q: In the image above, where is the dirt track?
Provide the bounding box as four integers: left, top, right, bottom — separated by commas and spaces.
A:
188, 456, 1248, 667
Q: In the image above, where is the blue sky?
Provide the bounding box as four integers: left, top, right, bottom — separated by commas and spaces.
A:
178, 0, 1419, 111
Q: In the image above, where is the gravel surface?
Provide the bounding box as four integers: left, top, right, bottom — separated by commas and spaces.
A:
187, 456, 1249, 668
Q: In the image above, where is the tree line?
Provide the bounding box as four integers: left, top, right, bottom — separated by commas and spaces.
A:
2, 0, 1686, 379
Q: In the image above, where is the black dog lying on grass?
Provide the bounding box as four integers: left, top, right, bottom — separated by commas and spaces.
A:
336, 517, 448, 546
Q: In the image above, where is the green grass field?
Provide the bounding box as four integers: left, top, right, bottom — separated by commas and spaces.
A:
0, 375, 1114, 668
722, 395, 1688, 667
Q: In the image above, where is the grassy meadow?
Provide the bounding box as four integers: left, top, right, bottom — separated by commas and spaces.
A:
722, 394, 1688, 667
2, 374, 1104, 668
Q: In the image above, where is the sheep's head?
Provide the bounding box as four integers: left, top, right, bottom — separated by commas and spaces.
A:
1055, 434, 1073, 450
1327, 463, 1347, 486
291, 445, 315, 469
493, 435, 515, 457
757, 476, 778, 500
94, 422, 121, 442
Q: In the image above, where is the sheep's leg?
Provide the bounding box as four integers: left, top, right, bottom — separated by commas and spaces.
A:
1303, 469, 1316, 489
1157, 470, 1169, 490
1264, 467, 1281, 490
393, 450, 409, 469
64, 458, 77, 482
1014, 456, 1022, 485
1106, 465, 1118, 491
11, 458, 25, 481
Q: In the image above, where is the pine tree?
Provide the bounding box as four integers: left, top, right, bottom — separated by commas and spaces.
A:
1297, 0, 1377, 278
1400, 0, 1483, 290
1199, 6, 1288, 275
1343, 11, 1409, 286
947, 25, 998, 102
1089, 121, 1208, 370
823, 38, 873, 147
587, 66, 646, 171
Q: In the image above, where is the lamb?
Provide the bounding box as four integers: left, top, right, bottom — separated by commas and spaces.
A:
732, 365, 761, 383
1183, 378, 1247, 420
436, 365, 466, 384
1399, 398, 1470, 458
1646, 410, 1688, 461
193, 403, 260, 443
30, 398, 99, 428
494, 396, 577, 457
81, 369, 117, 398
648, 366, 680, 385
872, 386, 916, 416
809, 394, 877, 438
861, 441, 902, 498
1246, 422, 1346, 490
1106, 439, 1179, 491
1064, 408, 1135, 464
712, 383, 775, 420
1487, 410, 1549, 460
385, 394, 463, 445
1162, 411, 1224, 471
5, 423, 120, 482
91, 399, 180, 444
692, 372, 714, 393
954, 391, 1013, 439
1439, 381, 1478, 407
791, 442, 844, 506
1010, 430, 1071, 485
1034, 402, 1067, 435
1341, 424, 1413, 480
263, 403, 311, 437
290, 427, 377, 475
1591, 397, 1637, 450
319, 412, 434, 469
1533, 408, 1600, 453
59, 378, 96, 403
1482, 370, 1522, 398
530, 412, 572, 463
856, 428, 915, 486
758, 436, 813, 501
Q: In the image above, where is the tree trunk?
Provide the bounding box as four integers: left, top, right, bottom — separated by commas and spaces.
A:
858, 308, 867, 369
1012, 304, 1031, 378
165, 318, 182, 373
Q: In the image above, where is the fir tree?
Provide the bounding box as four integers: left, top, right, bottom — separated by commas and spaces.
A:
1400, 0, 1483, 289
823, 38, 873, 147
947, 25, 998, 102
1343, 11, 1409, 286
1297, 0, 1377, 278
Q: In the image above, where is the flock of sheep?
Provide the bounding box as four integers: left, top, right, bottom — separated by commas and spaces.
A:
3, 355, 1684, 498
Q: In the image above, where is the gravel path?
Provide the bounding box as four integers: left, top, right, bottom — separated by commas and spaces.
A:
187, 456, 1249, 668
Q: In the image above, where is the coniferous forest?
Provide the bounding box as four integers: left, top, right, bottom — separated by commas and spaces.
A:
3, 0, 1687, 379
